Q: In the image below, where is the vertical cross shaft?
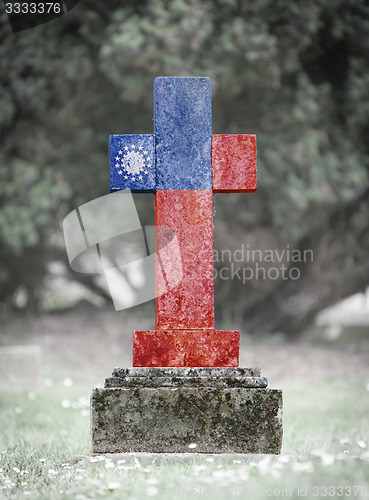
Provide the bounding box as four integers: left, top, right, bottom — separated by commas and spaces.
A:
154, 77, 214, 331
109, 77, 257, 367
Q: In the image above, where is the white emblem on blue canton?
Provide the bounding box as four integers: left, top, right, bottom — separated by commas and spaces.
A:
116, 148, 150, 180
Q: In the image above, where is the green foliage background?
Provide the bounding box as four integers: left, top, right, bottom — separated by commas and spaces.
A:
0, 0, 369, 333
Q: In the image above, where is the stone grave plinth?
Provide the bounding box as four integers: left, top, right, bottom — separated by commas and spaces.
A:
91, 367, 282, 454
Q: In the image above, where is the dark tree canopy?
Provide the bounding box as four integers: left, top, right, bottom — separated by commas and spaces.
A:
0, 0, 369, 334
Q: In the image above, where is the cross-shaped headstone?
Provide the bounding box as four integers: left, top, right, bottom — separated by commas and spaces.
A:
110, 77, 256, 367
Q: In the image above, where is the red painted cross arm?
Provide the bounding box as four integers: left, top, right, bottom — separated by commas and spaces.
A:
212, 134, 257, 193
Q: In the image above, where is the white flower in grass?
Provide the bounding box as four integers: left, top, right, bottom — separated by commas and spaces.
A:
256, 455, 272, 473
212, 469, 227, 478
4, 477, 15, 487
48, 469, 58, 477
108, 482, 121, 491
321, 454, 335, 466
39, 459, 46, 463
78, 396, 89, 407
271, 468, 281, 479
188, 443, 197, 449
146, 486, 159, 496
292, 462, 314, 472
13, 467, 20, 473
358, 440, 367, 449
61, 400, 70, 409
146, 477, 158, 485
117, 465, 130, 470
63, 378, 73, 387
193, 465, 207, 472
238, 468, 249, 481
272, 461, 283, 470
104, 462, 114, 469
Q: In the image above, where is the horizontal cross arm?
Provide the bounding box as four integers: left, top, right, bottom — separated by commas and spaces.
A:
110, 134, 156, 193
212, 134, 257, 193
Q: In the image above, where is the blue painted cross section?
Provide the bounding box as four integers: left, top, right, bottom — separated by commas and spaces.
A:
109, 77, 212, 192
154, 77, 212, 189
109, 134, 155, 192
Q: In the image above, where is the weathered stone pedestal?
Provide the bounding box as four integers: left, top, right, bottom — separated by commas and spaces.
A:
91, 367, 283, 454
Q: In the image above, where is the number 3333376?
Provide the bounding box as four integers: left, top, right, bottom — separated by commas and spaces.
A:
5, 2, 62, 14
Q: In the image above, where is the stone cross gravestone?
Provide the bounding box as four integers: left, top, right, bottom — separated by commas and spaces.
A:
110, 76, 256, 366
91, 77, 283, 454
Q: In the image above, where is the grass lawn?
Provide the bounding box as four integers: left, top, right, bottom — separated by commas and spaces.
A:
1, 376, 369, 499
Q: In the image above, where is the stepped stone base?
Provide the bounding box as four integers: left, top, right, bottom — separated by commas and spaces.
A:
91, 367, 283, 454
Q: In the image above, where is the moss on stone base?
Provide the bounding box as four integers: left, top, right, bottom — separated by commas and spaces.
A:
91, 386, 283, 454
